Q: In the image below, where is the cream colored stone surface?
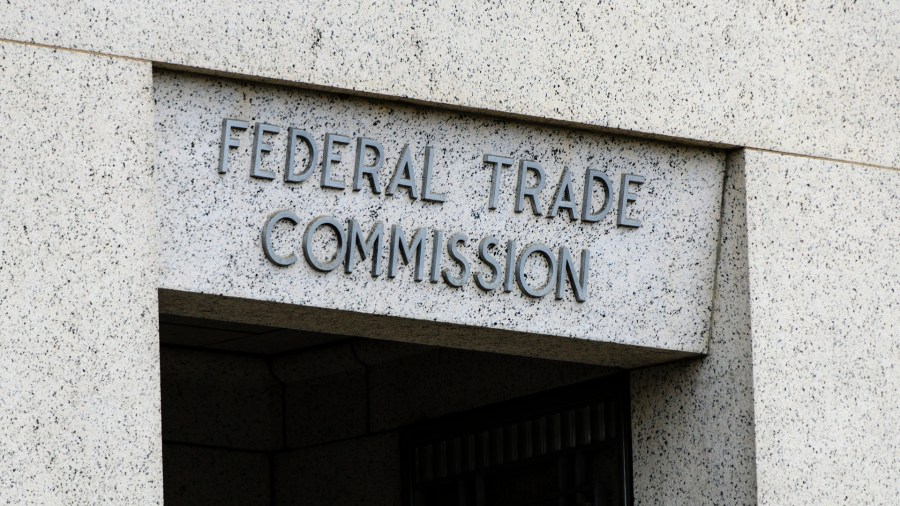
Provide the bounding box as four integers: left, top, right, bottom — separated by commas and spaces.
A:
743, 149, 899, 504
0, 1, 897, 167
0, 42, 161, 503
631, 152, 756, 504
154, 71, 725, 364
0, 2, 896, 502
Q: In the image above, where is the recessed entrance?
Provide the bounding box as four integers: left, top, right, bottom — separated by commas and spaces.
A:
406, 375, 632, 506
159, 314, 632, 505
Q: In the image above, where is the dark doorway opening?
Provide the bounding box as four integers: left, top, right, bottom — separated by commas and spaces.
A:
404, 376, 632, 506
159, 314, 631, 505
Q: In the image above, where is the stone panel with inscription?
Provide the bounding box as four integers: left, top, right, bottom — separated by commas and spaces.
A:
154, 70, 725, 364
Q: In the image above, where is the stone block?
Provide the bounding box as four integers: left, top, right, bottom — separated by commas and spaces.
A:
1, 2, 897, 166
742, 149, 899, 504
0, 42, 161, 503
154, 70, 726, 367
631, 152, 756, 504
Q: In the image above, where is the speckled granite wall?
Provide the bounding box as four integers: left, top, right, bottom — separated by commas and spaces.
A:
632, 149, 900, 504
1, 1, 897, 167
631, 152, 757, 504
153, 71, 726, 366
0, 43, 162, 503
0, 2, 896, 502
743, 149, 899, 504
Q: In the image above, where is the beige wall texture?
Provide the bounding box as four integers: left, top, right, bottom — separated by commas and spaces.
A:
153, 70, 726, 366
743, 149, 899, 503
633, 149, 900, 504
631, 152, 757, 504
0, 42, 162, 503
0, 1, 897, 505
0, 1, 897, 168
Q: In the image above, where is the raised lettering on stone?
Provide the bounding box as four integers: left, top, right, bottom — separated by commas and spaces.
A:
259, 213, 593, 302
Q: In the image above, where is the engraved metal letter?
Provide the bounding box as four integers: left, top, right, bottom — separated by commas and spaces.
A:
251, 122, 280, 180
548, 167, 578, 220
388, 225, 428, 280
430, 230, 444, 283
261, 210, 300, 267
303, 216, 347, 272
483, 154, 514, 210
503, 240, 517, 293
345, 219, 385, 277
555, 247, 590, 302
515, 160, 546, 215
443, 233, 470, 288
582, 169, 614, 223
617, 174, 646, 228
516, 243, 557, 298
285, 128, 318, 183
219, 118, 248, 174
421, 146, 447, 203
475, 236, 502, 291
353, 137, 384, 194
386, 144, 420, 200
321, 133, 351, 190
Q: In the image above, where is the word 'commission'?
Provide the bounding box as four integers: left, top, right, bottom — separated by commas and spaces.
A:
219, 119, 648, 302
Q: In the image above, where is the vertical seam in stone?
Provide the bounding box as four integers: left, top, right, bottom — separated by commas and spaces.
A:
706, 149, 738, 355
726, 148, 760, 502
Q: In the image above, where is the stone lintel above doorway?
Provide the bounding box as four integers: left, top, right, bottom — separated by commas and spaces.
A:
158, 289, 699, 368
154, 71, 726, 367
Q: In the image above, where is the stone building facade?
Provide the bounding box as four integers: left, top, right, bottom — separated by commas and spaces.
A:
0, 2, 897, 504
